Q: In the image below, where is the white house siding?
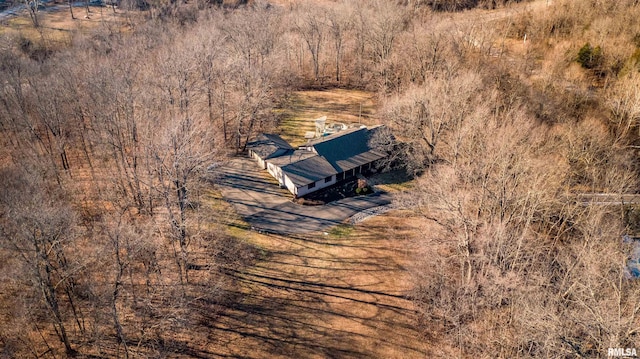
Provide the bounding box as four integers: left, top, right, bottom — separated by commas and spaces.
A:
249, 150, 266, 169
283, 174, 299, 196
318, 175, 337, 191
252, 148, 290, 170
287, 174, 337, 197
266, 162, 283, 185
267, 162, 298, 195
266, 161, 338, 197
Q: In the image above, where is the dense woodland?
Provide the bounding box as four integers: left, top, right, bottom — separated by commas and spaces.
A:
1, 0, 640, 357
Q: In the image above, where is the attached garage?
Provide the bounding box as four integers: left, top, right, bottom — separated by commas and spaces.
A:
246, 134, 294, 169
248, 125, 389, 198
266, 150, 337, 197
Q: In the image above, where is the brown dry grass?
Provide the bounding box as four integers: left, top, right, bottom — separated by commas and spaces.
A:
0, 4, 138, 44
205, 211, 429, 358
196, 89, 426, 357
278, 89, 377, 146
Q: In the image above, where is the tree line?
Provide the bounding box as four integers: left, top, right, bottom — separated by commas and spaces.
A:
380, 0, 640, 356
0, 0, 428, 356
1, 0, 640, 357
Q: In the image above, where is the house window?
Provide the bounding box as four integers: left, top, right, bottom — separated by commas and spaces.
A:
324, 175, 332, 183
308, 182, 316, 189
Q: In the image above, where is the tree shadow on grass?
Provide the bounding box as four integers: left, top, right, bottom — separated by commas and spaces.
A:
195, 222, 427, 358
139, 218, 426, 358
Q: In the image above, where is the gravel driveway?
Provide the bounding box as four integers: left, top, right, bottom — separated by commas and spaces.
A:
215, 157, 392, 234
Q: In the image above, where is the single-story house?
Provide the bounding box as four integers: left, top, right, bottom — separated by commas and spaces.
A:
246, 134, 294, 169
303, 126, 387, 182
266, 150, 338, 197
250, 125, 387, 197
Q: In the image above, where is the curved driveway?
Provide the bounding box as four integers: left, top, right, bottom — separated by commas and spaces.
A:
216, 157, 392, 234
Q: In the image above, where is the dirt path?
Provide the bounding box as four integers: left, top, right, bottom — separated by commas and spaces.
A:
210, 213, 426, 358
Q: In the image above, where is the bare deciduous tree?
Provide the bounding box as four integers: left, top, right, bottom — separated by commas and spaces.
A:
382, 71, 487, 173
327, 2, 351, 83
294, 3, 326, 82
608, 71, 640, 144
152, 116, 219, 284
0, 167, 81, 356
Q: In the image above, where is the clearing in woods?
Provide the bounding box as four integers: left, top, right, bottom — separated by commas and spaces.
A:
278, 89, 377, 146
209, 213, 427, 358
0, 3, 137, 43
206, 89, 426, 357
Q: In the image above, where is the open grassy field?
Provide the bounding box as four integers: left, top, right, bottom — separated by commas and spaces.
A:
278, 89, 378, 147
202, 211, 428, 358
0, 3, 137, 45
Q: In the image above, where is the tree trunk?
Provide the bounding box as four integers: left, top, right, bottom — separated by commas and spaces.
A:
112, 232, 129, 359
69, 0, 76, 20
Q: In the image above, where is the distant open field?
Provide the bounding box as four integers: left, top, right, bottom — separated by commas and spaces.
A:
0, 2, 137, 43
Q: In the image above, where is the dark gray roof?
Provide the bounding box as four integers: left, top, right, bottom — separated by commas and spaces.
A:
260, 126, 388, 188
281, 155, 337, 187
266, 150, 317, 166
305, 127, 363, 146
335, 149, 386, 172
309, 126, 386, 172
247, 134, 294, 159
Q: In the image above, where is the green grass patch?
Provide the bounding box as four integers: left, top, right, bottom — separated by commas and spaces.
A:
278, 93, 317, 146
328, 224, 355, 238
201, 188, 250, 230
369, 169, 416, 192
200, 188, 275, 256
376, 181, 414, 192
